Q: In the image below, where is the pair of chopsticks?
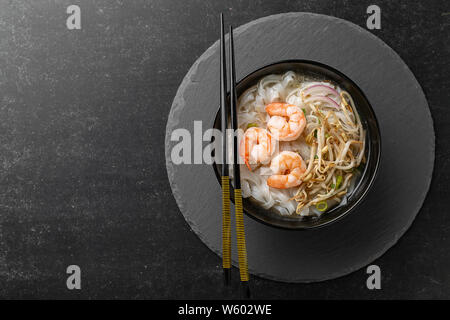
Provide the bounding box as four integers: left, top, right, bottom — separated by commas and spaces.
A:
220, 13, 250, 299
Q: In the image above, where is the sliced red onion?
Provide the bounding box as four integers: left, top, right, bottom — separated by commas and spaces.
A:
302, 84, 339, 101
304, 95, 341, 109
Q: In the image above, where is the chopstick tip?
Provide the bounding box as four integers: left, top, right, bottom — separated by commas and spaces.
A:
223, 268, 231, 286
241, 282, 251, 299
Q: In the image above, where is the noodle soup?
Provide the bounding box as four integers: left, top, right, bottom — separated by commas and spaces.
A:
235, 71, 366, 217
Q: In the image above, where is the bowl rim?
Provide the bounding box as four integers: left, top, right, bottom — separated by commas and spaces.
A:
212, 59, 382, 230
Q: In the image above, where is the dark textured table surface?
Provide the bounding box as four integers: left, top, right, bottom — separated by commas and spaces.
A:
0, 0, 448, 299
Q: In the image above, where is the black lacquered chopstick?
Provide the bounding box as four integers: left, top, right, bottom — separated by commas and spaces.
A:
220, 13, 232, 287
229, 25, 251, 299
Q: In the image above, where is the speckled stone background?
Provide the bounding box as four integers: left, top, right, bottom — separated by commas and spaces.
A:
0, 0, 448, 299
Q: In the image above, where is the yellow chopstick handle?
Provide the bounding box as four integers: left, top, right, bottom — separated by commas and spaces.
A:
221, 176, 231, 269
234, 188, 249, 282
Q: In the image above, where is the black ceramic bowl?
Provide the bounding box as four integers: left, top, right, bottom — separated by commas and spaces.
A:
213, 60, 381, 230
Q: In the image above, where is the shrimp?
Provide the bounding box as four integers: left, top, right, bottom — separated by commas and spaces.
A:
239, 127, 276, 171
265, 102, 306, 141
267, 151, 306, 189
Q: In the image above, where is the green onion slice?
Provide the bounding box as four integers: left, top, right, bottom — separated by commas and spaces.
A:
315, 201, 328, 212
336, 175, 343, 189
247, 123, 258, 128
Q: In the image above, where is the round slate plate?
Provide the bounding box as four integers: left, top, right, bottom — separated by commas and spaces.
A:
165, 13, 434, 282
